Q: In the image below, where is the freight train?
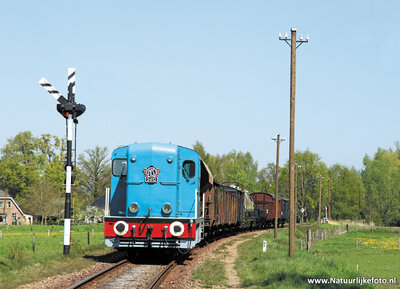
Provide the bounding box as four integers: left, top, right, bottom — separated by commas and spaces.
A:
104, 142, 289, 253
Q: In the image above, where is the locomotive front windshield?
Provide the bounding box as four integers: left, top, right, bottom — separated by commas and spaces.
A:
182, 160, 195, 179
112, 159, 127, 176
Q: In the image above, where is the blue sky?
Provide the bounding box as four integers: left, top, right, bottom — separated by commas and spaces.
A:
0, 1, 399, 171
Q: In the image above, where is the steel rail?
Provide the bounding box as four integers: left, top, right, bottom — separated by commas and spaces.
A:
67, 259, 128, 289
146, 260, 176, 289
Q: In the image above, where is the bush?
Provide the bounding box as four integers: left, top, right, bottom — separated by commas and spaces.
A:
76, 206, 103, 224
7, 240, 24, 263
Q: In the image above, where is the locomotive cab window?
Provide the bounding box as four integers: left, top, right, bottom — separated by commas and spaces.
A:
112, 159, 127, 177
182, 160, 195, 179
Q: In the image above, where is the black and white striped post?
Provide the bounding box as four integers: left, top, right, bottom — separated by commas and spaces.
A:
39, 68, 85, 255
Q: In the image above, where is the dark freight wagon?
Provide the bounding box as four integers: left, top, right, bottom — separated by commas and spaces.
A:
252, 192, 285, 228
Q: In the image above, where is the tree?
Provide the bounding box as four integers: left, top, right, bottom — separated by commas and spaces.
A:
362, 148, 400, 226
280, 150, 328, 222
256, 163, 276, 193
0, 132, 64, 199
192, 142, 259, 192
19, 180, 63, 224
75, 146, 111, 205
222, 150, 259, 192
329, 164, 364, 220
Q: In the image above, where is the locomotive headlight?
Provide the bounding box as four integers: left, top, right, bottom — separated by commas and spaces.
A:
129, 202, 139, 214
169, 221, 184, 237
114, 221, 129, 236
162, 203, 172, 215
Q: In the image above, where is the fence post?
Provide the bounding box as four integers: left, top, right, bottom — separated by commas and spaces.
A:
346, 224, 349, 231
307, 229, 311, 251
32, 233, 36, 252
92, 229, 94, 238
301, 240, 303, 251
88, 231, 90, 246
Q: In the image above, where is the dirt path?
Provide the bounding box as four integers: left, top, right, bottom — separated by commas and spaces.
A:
162, 230, 266, 289
223, 231, 264, 288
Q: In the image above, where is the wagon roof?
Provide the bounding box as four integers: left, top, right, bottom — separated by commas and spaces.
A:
251, 192, 285, 200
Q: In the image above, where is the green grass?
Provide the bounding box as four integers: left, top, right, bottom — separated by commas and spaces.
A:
192, 259, 227, 288
312, 230, 400, 283
238, 225, 400, 288
193, 224, 400, 288
0, 224, 114, 288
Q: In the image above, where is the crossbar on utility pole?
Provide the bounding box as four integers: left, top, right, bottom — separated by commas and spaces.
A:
272, 134, 286, 239
279, 28, 309, 258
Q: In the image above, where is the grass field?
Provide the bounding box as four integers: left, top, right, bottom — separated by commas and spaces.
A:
311, 227, 400, 284
193, 224, 400, 288
0, 224, 114, 288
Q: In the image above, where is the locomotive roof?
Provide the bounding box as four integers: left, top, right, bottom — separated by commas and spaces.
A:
114, 142, 197, 153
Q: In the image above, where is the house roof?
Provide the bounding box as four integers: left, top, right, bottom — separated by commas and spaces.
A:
0, 189, 26, 216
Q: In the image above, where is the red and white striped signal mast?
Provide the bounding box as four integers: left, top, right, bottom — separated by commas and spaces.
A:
39, 68, 86, 255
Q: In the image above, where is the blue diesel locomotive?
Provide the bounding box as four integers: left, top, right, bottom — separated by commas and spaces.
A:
105, 142, 225, 251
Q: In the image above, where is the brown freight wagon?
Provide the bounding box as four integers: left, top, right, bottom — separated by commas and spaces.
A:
252, 192, 281, 228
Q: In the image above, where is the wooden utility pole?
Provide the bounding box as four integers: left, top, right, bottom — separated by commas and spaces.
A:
318, 175, 323, 227
294, 164, 301, 232
328, 179, 331, 221
358, 190, 361, 220
279, 28, 308, 258
272, 134, 285, 239
289, 28, 297, 257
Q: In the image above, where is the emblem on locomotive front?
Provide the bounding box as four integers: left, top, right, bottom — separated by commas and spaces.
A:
142, 166, 161, 184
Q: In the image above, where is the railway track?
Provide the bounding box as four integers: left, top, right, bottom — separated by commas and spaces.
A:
68, 259, 128, 288
67, 253, 181, 288
67, 230, 266, 288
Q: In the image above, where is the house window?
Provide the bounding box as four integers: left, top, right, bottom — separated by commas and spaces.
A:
7, 201, 12, 209
12, 213, 17, 222
0, 214, 7, 225
0, 201, 3, 209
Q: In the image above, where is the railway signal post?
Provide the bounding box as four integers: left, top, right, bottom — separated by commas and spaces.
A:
272, 134, 285, 239
39, 68, 86, 255
279, 28, 308, 258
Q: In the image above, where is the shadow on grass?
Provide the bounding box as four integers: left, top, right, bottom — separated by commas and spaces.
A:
242, 272, 375, 289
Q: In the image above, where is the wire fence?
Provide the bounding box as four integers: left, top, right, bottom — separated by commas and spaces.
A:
300, 225, 400, 251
